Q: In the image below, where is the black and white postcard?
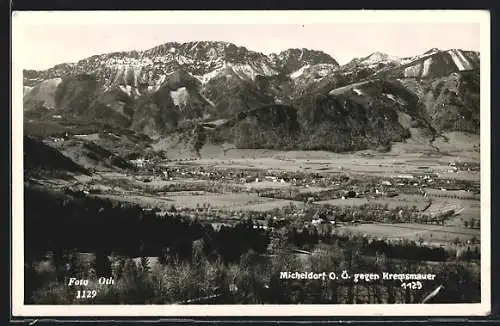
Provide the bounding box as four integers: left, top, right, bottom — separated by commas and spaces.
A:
11, 10, 491, 317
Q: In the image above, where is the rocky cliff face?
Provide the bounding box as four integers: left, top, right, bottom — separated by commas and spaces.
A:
270, 48, 340, 73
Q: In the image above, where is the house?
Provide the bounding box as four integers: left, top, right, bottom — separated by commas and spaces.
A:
253, 222, 268, 230
397, 174, 414, 179
131, 158, 146, 168
265, 176, 277, 182
311, 218, 324, 225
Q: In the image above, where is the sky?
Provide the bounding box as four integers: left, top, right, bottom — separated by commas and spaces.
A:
14, 12, 482, 70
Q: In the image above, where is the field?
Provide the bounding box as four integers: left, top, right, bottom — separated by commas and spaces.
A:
316, 194, 430, 210
338, 222, 479, 246
96, 191, 304, 212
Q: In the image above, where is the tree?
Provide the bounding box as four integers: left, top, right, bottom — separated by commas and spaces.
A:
139, 257, 150, 274
122, 259, 139, 284
113, 256, 127, 279
95, 251, 113, 277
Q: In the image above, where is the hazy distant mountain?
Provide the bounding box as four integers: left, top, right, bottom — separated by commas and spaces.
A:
23, 41, 480, 153
377, 49, 480, 79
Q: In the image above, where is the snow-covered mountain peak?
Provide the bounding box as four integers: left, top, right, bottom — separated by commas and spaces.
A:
362, 51, 400, 64
423, 48, 441, 55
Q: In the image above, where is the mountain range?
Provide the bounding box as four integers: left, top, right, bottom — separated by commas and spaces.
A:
23, 40, 480, 155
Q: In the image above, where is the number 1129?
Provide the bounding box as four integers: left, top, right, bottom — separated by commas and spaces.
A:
76, 290, 97, 299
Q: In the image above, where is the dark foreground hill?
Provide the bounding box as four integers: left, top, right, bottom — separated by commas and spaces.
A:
24, 136, 89, 176
199, 78, 433, 153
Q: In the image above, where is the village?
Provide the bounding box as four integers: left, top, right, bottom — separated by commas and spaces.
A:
61, 151, 481, 259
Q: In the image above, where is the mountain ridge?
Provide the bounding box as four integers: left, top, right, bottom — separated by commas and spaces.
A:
23, 41, 481, 155
24, 41, 339, 87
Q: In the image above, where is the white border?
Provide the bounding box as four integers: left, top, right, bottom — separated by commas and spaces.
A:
11, 10, 491, 317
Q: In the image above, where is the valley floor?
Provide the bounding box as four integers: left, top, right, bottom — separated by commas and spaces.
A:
33, 141, 481, 248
